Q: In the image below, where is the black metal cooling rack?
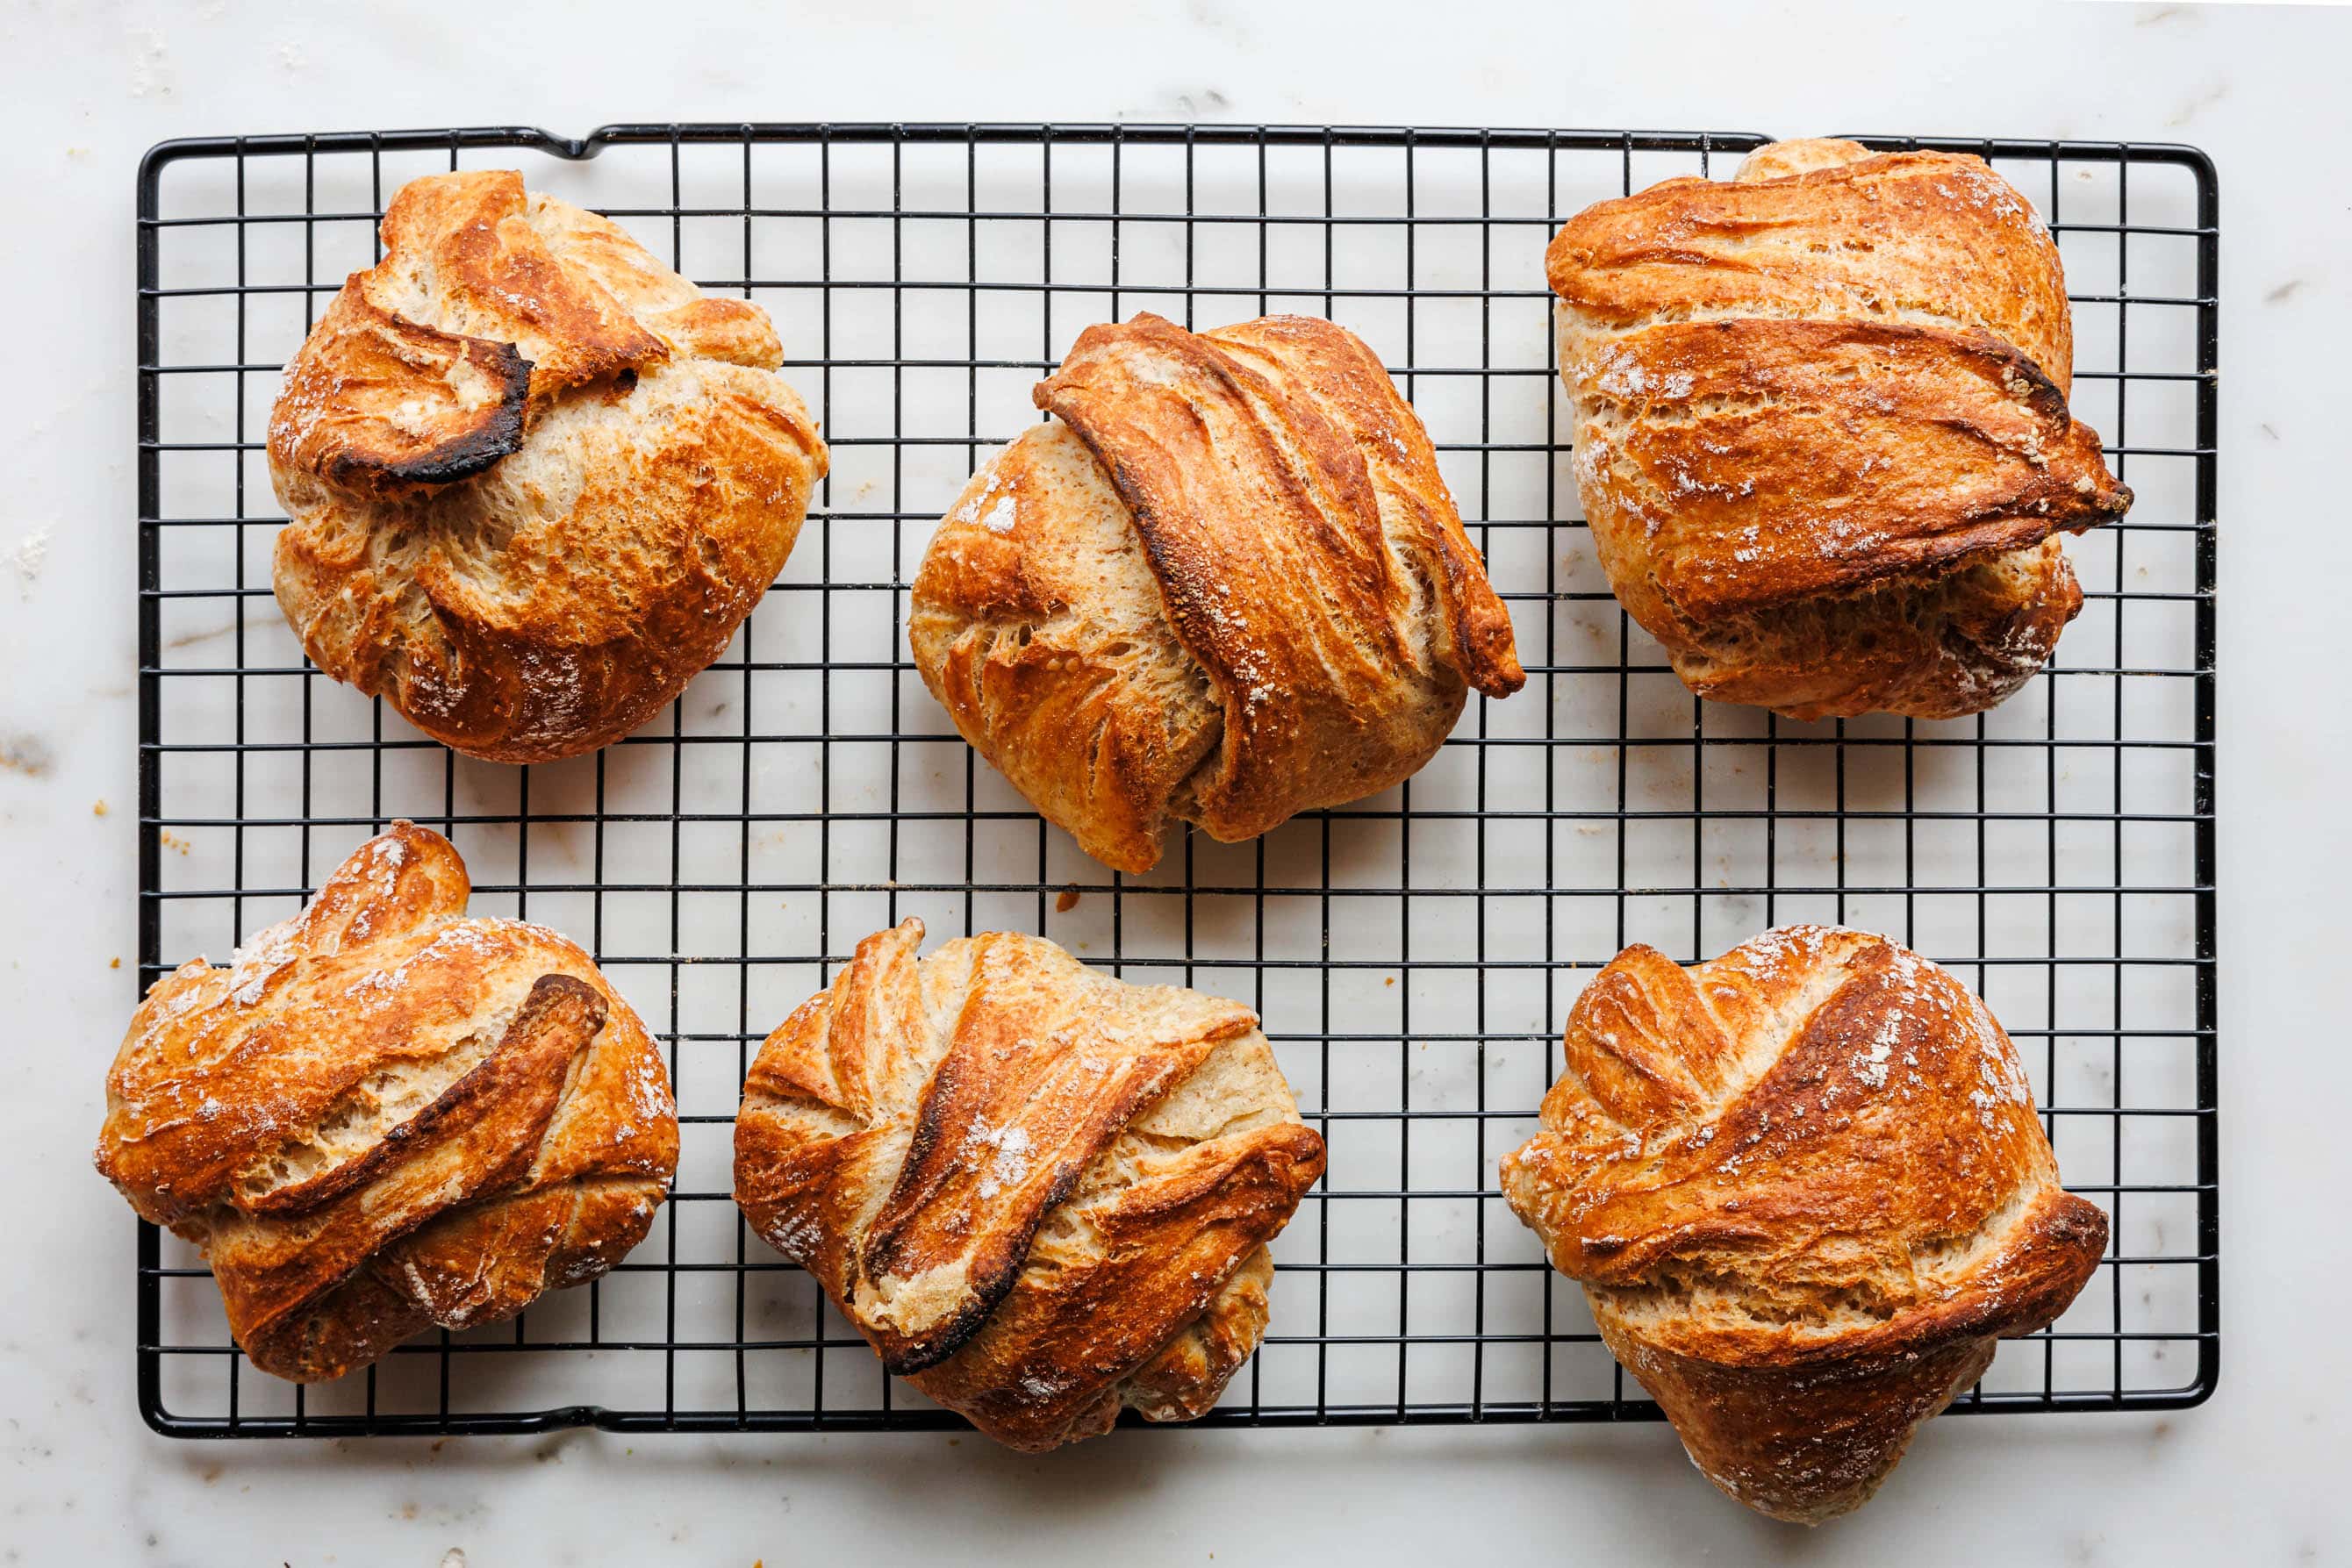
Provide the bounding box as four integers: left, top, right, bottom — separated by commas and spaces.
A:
133, 123, 2218, 1437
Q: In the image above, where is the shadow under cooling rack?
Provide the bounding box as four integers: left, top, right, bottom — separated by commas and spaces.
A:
134, 123, 2218, 1437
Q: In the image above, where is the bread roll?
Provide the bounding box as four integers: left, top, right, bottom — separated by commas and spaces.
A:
1500, 925, 2107, 1522
1549, 140, 2132, 720
269, 169, 828, 763
94, 822, 678, 1382
909, 312, 1523, 873
733, 918, 1325, 1450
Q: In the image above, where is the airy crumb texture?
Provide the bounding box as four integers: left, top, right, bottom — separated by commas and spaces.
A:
268, 169, 828, 763
733, 918, 1325, 1450
1549, 139, 2131, 720
908, 312, 1523, 873
1500, 924, 2107, 1523
94, 821, 679, 1382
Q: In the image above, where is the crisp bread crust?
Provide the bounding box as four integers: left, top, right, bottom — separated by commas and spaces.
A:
94, 822, 679, 1383
1548, 140, 2132, 720
907, 311, 1523, 872
267, 169, 828, 763
733, 918, 1326, 1450
1501, 925, 2108, 1522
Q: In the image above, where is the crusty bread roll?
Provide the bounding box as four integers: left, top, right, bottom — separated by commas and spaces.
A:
733, 918, 1325, 1450
909, 312, 1524, 873
1500, 925, 2106, 1522
95, 822, 678, 1383
269, 169, 828, 763
1549, 139, 2132, 720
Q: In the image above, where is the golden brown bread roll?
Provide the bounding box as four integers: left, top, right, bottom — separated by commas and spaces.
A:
909, 311, 1524, 873
1500, 925, 2106, 1523
733, 918, 1325, 1450
95, 822, 678, 1382
269, 169, 828, 763
1549, 139, 2132, 720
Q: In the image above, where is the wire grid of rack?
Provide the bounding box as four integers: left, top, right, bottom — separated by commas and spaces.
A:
134, 124, 2218, 1437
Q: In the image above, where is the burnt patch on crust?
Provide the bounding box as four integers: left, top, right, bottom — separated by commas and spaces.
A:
322, 347, 532, 492
271, 286, 534, 501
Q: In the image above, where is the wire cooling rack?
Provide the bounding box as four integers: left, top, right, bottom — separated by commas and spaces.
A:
134, 124, 2218, 1436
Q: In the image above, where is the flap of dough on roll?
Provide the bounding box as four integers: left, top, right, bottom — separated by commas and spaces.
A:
1547, 146, 2076, 389
269, 286, 534, 498
269, 169, 675, 503
1571, 317, 2131, 623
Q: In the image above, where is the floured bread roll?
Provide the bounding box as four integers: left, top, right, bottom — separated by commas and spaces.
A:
910, 312, 1523, 872
1549, 139, 2132, 720
733, 919, 1326, 1450
95, 822, 678, 1382
269, 169, 828, 763
1501, 926, 2107, 1521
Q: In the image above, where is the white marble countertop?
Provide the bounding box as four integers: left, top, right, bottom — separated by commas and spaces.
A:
4, 1, 2347, 1561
